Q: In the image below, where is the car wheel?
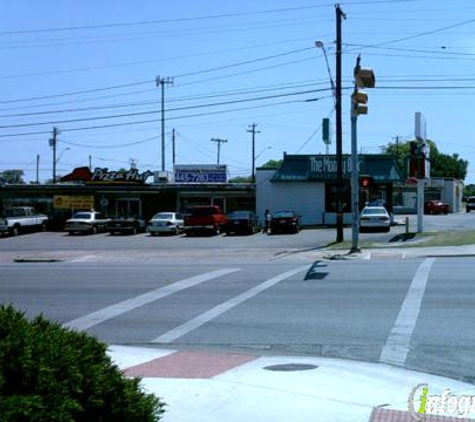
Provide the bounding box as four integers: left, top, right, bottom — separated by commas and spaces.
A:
12, 225, 20, 236
92, 226, 98, 234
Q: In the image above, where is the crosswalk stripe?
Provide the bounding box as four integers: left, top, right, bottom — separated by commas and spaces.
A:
379, 258, 436, 366
152, 265, 310, 344
63, 268, 241, 331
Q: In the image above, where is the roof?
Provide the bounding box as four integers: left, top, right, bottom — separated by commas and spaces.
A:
271, 154, 405, 183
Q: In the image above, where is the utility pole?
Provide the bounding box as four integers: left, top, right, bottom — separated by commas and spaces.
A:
49, 127, 59, 184
247, 123, 260, 183
156, 76, 173, 172
335, 4, 346, 243
172, 128, 176, 168
36, 154, 40, 184
210, 138, 227, 165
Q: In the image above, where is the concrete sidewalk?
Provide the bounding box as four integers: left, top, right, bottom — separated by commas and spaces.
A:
108, 345, 475, 422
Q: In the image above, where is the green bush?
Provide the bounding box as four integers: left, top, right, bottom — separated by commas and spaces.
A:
0, 305, 165, 422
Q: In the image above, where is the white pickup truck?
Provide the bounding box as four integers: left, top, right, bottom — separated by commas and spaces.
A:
0, 206, 49, 236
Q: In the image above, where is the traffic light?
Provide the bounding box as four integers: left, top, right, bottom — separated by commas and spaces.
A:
359, 175, 373, 188
352, 90, 368, 115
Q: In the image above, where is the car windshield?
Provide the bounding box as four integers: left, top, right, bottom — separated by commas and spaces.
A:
73, 212, 92, 219
191, 208, 216, 216
154, 213, 174, 220
228, 211, 250, 219
362, 208, 387, 216
273, 211, 294, 218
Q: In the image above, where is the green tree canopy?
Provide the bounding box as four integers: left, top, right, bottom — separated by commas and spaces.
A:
228, 175, 253, 183
380, 139, 468, 180
260, 159, 282, 169
0, 169, 25, 184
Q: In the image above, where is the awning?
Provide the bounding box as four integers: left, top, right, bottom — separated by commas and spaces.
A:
271, 154, 405, 183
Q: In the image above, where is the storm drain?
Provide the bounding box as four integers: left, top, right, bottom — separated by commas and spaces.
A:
263, 363, 318, 372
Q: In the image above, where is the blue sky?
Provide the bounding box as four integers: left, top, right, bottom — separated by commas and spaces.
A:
1, 0, 475, 183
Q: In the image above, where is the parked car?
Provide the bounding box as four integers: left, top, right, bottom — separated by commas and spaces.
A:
424, 200, 449, 215
359, 206, 391, 232
106, 216, 146, 235
148, 212, 184, 235
466, 196, 475, 213
0, 206, 48, 236
225, 211, 261, 235
183, 205, 227, 236
64, 211, 109, 235
269, 211, 301, 234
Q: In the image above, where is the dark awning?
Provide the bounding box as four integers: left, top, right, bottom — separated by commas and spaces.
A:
271, 154, 405, 183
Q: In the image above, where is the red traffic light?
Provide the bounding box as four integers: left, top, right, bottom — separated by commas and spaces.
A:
359, 176, 373, 188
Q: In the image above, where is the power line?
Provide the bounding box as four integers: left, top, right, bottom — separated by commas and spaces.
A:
0, 4, 337, 36
0, 88, 331, 130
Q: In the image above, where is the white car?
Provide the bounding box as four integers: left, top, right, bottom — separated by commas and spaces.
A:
147, 212, 184, 235
64, 211, 109, 235
359, 206, 391, 233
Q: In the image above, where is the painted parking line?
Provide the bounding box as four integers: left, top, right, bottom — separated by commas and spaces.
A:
379, 258, 436, 366
63, 268, 241, 331
152, 265, 310, 344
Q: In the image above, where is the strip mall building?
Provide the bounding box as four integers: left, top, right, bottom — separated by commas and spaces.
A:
0, 154, 463, 229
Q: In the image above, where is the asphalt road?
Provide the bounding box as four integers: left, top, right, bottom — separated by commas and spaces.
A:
1, 255, 475, 382
1, 213, 475, 383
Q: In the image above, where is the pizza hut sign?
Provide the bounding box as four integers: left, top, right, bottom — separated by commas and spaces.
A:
90, 168, 153, 184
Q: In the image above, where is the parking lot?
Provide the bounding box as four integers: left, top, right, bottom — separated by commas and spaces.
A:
1, 211, 473, 262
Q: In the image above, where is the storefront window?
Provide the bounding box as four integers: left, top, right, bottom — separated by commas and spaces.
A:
325, 183, 351, 212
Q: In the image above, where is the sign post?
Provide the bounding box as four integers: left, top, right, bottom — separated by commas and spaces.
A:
414, 112, 428, 233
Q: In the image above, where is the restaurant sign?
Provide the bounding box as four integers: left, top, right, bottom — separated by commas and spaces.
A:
309, 156, 362, 179
89, 168, 154, 184
174, 164, 228, 183
53, 195, 94, 210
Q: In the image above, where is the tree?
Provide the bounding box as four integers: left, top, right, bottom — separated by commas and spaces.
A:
0, 169, 25, 184
228, 176, 253, 183
380, 139, 468, 180
260, 159, 282, 169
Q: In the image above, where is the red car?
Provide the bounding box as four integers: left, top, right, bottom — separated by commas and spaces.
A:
424, 200, 449, 215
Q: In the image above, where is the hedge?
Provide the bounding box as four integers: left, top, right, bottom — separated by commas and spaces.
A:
0, 304, 165, 421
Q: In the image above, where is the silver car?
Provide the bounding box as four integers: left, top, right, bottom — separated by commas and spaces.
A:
147, 212, 184, 235
359, 206, 391, 233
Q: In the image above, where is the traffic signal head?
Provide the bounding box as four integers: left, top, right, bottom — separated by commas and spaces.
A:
359, 176, 373, 188
352, 90, 368, 115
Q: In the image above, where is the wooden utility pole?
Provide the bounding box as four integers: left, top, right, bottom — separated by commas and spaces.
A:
247, 123, 260, 183
49, 127, 59, 184
210, 138, 227, 165
156, 76, 173, 171
335, 4, 346, 243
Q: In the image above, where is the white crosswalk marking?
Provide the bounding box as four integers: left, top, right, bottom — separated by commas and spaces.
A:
63, 268, 241, 331
380, 258, 436, 366
152, 265, 310, 343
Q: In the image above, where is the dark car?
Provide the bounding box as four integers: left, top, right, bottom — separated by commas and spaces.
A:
424, 200, 449, 215
225, 211, 261, 235
466, 196, 475, 213
269, 210, 301, 234
106, 216, 146, 235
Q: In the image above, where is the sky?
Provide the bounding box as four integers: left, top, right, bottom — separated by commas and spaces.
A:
1, 0, 475, 184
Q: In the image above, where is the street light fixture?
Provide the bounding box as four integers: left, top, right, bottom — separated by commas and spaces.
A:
315, 40, 336, 105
